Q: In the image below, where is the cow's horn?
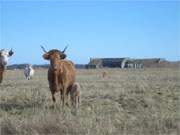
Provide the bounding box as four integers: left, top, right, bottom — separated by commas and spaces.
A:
62, 45, 68, 53
41, 45, 47, 53
9, 48, 14, 55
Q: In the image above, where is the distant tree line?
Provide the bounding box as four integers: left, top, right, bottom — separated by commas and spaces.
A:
7, 64, 94, 70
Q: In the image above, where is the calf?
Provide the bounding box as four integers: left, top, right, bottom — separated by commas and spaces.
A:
70, 82, 81, 108
0, 49, 13, 83
41, 46, 76, 107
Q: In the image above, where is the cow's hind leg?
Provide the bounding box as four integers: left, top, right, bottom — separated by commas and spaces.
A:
61, 89, 69, 107
61, 90, 65, 107
59, 90, 63, 106
66, 86, 72, 107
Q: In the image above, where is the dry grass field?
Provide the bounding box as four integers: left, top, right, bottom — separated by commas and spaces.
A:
0, 68, 179, 135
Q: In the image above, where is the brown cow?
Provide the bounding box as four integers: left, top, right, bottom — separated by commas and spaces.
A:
41, 46, 76, 107
0, 49, 13, 83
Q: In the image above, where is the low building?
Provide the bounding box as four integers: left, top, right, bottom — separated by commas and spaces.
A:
89, 58, 166, 68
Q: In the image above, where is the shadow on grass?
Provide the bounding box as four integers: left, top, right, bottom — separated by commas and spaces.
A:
0, 101, 41, 111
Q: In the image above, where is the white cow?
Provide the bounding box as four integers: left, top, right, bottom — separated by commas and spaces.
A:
0, 49, 14, 83
24, 64, 34, 80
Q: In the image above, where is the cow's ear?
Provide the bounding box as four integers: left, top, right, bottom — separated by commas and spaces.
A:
43, 53, 50, 60
9, 50, 13, 56
60, 53, 66, 59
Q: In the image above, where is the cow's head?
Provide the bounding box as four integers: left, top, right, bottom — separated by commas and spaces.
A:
0, 49, 14, 66
41, 46, 67, 60
41, 46, 67, 70
25, 64, 32, 69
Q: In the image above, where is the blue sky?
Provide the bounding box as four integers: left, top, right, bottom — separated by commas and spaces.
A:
0, 0, 179, 64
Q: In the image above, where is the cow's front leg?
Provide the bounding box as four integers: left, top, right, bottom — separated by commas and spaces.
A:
51, 90, 56, 103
